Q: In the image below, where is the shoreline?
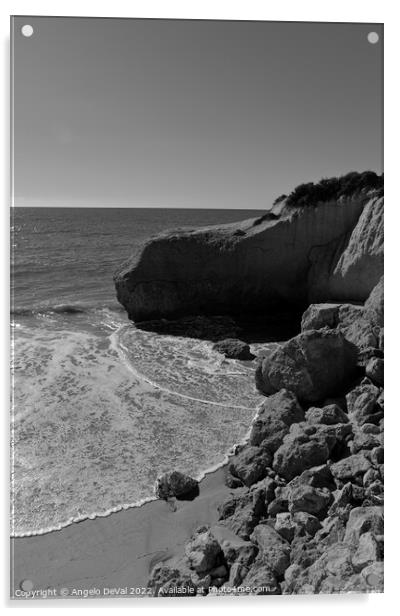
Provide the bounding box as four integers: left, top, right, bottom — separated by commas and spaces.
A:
11, 465, 231, 598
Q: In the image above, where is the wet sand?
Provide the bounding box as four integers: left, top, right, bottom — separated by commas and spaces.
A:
11, 467, 230, 600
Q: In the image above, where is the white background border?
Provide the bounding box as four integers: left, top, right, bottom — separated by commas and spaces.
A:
1, 1, 397, 614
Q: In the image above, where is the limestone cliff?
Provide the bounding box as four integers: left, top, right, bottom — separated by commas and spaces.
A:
114, 190, 383, 322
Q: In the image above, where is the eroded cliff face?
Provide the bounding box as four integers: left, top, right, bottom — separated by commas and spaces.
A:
308, 196, 383, 303
114, 192, 383, 321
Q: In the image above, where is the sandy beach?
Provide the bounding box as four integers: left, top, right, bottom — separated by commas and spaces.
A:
11, 466, 230, 599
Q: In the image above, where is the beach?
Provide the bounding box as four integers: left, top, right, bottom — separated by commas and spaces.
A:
11, 467, 230, 598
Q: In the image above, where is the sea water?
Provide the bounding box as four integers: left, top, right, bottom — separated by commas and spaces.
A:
11, 207, 266, 536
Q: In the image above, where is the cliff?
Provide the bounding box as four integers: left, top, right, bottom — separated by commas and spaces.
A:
114, 186, 383, 322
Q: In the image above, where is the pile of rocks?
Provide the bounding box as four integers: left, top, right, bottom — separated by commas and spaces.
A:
149, 277, 384, 595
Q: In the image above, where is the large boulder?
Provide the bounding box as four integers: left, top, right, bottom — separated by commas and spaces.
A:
256, 330, 359, 403
155, 471, 199, 500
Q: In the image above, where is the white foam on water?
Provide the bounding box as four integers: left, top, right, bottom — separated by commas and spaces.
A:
11, 313, 266, 537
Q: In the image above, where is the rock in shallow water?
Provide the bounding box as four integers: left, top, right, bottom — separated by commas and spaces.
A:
212, 338, 255, 360
155, 470, 199, 500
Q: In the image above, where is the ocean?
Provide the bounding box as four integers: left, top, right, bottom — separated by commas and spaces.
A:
11, 207, 266, 537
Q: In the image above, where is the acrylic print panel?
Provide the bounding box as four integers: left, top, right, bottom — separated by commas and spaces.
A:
10, 16, 383, 599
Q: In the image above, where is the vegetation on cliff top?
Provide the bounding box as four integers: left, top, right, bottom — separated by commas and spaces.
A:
273, 171, 384, 208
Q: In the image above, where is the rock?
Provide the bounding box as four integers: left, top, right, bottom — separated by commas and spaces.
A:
292, 511, 321, 537
228, 445, 272, 487
344, 506, 384, 544
305, 404, 349, 425
274, 513, 296, 542
284, 542, 356, 593
114, 194, 376, 322
360, 561, 384, 591
218, 479, 273, 539
249, 389, 304, 451
346, 383, 382, 426
364, 276, 384, 328
301, 303, 340, 331
240, 560, 280, 594
273, 430, 331, 481
289, 463, 335, 490
184, 528, 222, 573
155, 471, 199, 500
327, 483, 359, 519
257, 330, 358, 403
370, 446, 384, 466
363, 468, 381, 488
365, 357, 384, 386
288, 484, 332, 516
250, 524, 291, 576
352, 532, 382, 570
148, 563, 197, 597
212, 338, 254, 360
210, 524, 257, 568
351, 430, 382, 454
330, 454, 371, 484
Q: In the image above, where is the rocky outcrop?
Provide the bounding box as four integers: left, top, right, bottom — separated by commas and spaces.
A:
148, 287, 384, 596
114, 192, 383, 321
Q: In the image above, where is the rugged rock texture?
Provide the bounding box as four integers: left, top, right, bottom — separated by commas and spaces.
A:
301, 277, 384, 353
212, 338, 255, 360
256, 329, 359, 403
308, 196, 383, 303
154, 471, 199, 500
144, 179, 383, 596
114, 193, 382, 321
148, 288, 384, 595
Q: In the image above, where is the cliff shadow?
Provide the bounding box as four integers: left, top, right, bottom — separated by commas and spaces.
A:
135, 306, 305, 345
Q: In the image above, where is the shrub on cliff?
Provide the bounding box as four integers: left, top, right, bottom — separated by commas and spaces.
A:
283, 171, 383, 208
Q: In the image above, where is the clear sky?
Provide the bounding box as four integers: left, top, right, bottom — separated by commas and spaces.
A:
12, 17, 383, 208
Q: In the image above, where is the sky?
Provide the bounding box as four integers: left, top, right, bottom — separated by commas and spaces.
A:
12, 17, 383, 208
